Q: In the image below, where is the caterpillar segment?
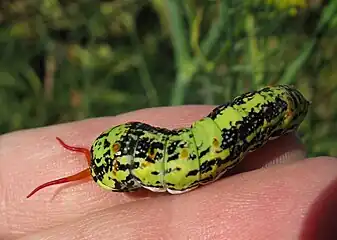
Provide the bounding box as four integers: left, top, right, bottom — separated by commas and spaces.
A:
26, 85, 310, 198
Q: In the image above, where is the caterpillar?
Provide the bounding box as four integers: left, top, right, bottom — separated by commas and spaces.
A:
27, 85, 310, 198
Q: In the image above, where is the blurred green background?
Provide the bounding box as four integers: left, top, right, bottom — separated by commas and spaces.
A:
0, 0, 336, 157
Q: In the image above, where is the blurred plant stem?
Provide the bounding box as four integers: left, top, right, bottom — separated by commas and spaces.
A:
245, 13, 264, 88
131, 25, 159, 106
44, 47, 56, 100
166, 0, 227, 105
164, 0, 192, 105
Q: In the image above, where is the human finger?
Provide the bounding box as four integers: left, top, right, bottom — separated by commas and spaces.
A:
18, 157, 337, 240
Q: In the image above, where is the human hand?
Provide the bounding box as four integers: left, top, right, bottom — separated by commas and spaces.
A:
1, 106, 336, 240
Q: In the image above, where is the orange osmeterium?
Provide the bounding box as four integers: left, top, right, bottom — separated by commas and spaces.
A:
26, 137, 92, 198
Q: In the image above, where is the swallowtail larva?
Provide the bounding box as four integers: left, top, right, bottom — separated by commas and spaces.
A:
27, 85, 310, 198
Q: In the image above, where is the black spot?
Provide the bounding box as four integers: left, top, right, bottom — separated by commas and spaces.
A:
151, 171, 160, 175
167, 141, 179, 154
118, 163, 129, 171
200, 159, 216, 174
95, 157, 102, 164
198, 147, 210, 159
220, 128, 238, 150
103, 139, 110, 149
186, 169, 198, 177
190, 153, 197, 160
132, 162, 140, 169
103, 149, 111, 158
167, 152, 179, 162
112, 179, 122, 190
145, 156, 156, 164
151, 141, 164, 150
156, 152, 163, 159
124, 174, 134, 182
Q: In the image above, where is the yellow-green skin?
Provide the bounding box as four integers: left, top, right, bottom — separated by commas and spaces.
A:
90, 85, 310, 194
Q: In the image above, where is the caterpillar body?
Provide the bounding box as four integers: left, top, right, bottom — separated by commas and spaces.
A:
27, 85, 310, 198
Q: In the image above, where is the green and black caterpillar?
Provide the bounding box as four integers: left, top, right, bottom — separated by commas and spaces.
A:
27, 85, 310, 198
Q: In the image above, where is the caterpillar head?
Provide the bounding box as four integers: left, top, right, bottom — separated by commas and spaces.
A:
90, 123, 141, 192
283, 86, 310, 132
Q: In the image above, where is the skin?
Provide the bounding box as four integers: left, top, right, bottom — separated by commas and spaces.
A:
0, 105, 336, 240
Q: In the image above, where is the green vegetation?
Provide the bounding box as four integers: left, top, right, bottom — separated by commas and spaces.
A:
0, 0, 336, 157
